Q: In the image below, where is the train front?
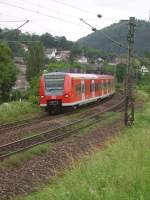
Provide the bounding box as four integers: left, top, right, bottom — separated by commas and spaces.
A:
39, 72, 66, 113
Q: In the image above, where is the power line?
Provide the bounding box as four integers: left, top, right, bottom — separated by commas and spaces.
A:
2, 40, 40, 43
0, 23, 35, 35
0, 12, 28, 21
17, 0, 79, 19
0, 20, 29, 31
0, 2, 118, 24
50, 0, 96, 15
80, 18, 126, 49
0, 20, 28, 23
15, 20, 29, 31
0, 1, 89, 29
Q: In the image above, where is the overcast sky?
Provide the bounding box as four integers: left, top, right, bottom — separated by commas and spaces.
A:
0, 0, 149, 41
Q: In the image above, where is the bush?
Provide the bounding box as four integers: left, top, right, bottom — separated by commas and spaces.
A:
0, 101, 40, 123
28, 95, 39, 105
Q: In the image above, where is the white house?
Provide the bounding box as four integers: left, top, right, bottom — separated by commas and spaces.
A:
140, 65, 149, 75
77, 56, 88, 64
45, 48, 57, 59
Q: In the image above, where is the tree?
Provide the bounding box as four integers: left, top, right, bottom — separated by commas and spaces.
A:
69, 43, 82, 63
141, 51, 150, 71
101, 63, 115, 75
0, 42, 17, 101
116, 64, 126, 83
40, 33, 55, 48
25, 42, 45, 81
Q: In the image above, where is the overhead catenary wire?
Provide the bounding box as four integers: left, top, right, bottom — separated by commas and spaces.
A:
15, 20, 29, 31
80, 18, 127, 49
0, 20, 29, 23
3, 40, 40, 43
0, 2, 118, 24
50, 0, 96, 15
0, 23, 37, 36
0, 1, 89, 29
17, 0, 81, 19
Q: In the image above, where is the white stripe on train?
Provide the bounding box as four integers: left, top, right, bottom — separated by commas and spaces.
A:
62, 92, 114, 106
40, 91, 115, 107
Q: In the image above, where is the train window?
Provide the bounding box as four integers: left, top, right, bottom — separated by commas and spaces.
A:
44, 74, 65, 95
82, 84, 85, 93
90, 83, 92, 92
105, 81, 107, 89
103, 81, 105, 88
72, 80, 74, 87
99, 83, 102, 89
95, 83, 99, 91
95, 83, 97, 91
76, 84, 81, 95
109, 80, 111, 88
100, 82, 103, 89
90, 82, 94, 92
104, 81, 107, 89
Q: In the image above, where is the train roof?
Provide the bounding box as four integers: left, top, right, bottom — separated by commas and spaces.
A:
67, 73, 113, 79
43, 72, 114, 79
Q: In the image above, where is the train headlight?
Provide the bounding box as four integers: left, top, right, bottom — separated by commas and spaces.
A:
64, 94, 69, 98
41, 95, 44, 98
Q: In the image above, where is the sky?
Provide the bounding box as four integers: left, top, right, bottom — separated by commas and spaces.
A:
0, 0, 149, 41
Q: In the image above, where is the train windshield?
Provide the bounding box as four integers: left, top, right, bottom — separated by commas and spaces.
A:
44, 74, 65, 95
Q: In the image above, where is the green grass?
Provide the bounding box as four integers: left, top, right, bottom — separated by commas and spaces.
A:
76, 111, 120, 136
135, 89, 150, 102
0, 143, 51, 168
17, 102, 150, 200
1, 111, 119, 169
0, 101, 41, 123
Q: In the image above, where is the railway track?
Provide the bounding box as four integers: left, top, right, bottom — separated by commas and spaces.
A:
0, 98, 125, 160
0, 94, 116, 133
0, 115, 49, 132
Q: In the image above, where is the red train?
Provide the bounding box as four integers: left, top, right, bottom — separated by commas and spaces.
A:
39, 72, 115, 113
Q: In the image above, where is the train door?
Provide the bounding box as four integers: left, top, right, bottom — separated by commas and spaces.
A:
81, 80, 85, 101
101, 80, 104, 96
91, 80, 95, 98
106, 80, 109, 94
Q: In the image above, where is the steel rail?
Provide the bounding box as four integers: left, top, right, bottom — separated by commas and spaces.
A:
0, 94, 114, 133
0, 98, 125, 160
0, 115, 48, 131
0, 111, 123, 160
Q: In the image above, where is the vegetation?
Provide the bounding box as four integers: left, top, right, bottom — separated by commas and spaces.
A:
0, 29, 25, 57
78, 20, 150, 56
137, 74, 150, 96
41, 34, 73, 50
24, 42, 45, 81
18, 99, 150, 200
0, 42, 17, 102
116, 64, 126, 83
0, 143, 51, 168
47, 62, 81, 72
141, 51, 150, 71
0, 29, 74, 57
25, 75, 40, 104
136, 51, 150, 93
0, 101, 40, 123
69, 43, 112, 64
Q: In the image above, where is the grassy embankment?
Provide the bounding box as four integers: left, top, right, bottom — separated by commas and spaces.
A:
18, 91, 150, 200
0, 111, 119, 169
0, 101, 41, 123
0, 143, 51, 168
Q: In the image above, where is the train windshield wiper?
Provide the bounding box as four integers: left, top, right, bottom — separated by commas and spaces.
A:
47, 87, 63, 92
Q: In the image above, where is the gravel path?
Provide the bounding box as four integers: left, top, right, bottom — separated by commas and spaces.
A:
0, 116, 124, 200
0, 92, 123, 146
